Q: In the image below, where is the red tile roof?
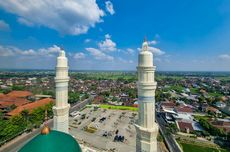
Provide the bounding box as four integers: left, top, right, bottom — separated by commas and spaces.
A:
7, 91, 32, 98
176, 106, 193, 113
7, 98, 53, 116
212, 121, 230, 126
211, 120, 230, 133
0, 93, 5, 98
0, 93, 30, 108
178, 121, 194, 132
161, 102, 176, 108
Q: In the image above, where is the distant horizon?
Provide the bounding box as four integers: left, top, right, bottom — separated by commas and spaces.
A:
0, 1, 230, 71
0, 68, 230, 73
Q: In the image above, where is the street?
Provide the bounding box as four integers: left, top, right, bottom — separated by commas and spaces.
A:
156, 113, 181, 152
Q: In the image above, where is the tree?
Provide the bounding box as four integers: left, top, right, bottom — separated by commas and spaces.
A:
42, 90, 54, 97
199, 118, 225, 137
0, 102, 53, 143
11, 85, 25, 91
68, 92, 80, 104
21, 110, 30, 127
168, 123, 178, 134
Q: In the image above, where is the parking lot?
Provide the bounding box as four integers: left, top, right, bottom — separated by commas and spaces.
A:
69, 106, 138, 152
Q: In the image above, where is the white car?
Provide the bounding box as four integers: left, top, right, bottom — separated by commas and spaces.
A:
74, 114, 81, 119
70, 111, 80, 117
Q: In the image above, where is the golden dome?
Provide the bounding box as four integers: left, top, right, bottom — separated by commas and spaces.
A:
41, 125, 50, 135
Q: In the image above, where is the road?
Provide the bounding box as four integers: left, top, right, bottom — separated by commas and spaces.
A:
0, 96, 95, 152
69, 95, 95, 113
156, 113, 182, 152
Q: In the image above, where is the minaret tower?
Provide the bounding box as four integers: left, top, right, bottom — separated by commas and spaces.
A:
135, 39, 158, 152
53, 49, 70, 133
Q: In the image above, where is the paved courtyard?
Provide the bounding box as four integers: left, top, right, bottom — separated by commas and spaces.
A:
69, 107, 163, 152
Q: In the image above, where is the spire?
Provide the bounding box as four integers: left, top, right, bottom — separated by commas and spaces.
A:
142, 37, 148, 52
144, 36, 147, 42
59, 50, 65, 57
41, 110, 50, 135
60, 47, 64, 51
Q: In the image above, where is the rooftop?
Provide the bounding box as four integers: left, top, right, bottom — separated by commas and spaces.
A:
7, 91, 32, 98
7, 98, 53, 116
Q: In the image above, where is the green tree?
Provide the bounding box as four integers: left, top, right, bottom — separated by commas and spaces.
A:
11, 85, 25, 91
42, 90, 54, 97
20, 110, 30, 127
68, 92, 80, 104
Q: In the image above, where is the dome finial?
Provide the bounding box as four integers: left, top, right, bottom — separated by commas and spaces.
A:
142, 37, 148, 52
59, 46, 65, 57
144, 36, 147, 42
41, 110, 50, 135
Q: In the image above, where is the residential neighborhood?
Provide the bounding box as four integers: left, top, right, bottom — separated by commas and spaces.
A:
0, 71, 230, 152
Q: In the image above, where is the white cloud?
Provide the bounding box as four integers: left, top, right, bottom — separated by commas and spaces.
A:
17, 17, 34, 27
0, 45, 14, 56
74, 52, 85, 59
148, 40, 157, 45
86, 47, 114, 61
38, 45, 61, 57
84, 39, 91, 43
105, 34, 111, 39
105, 1, 115, 15
0, 44, 61, 57
137, 46, 165, 56
218, 54, 230, 60
0, 20, 10, 31
18, 49, 37, 55
98, 34, 116, 52
148, 46, 165, 56
118, 57, 133, 64
0, 0, 105, 35
127, 48, 135, 55
155, 58, 161, 62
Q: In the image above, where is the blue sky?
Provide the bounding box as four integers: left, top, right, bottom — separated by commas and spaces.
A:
0, 0, 230, 71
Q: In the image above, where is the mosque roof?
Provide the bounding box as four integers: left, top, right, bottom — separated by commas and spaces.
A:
19, 130, 81, 152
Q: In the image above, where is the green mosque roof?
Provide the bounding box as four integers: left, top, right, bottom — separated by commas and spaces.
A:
19, 130, 81, 152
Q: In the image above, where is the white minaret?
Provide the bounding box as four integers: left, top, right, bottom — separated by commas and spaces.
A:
53, 49, 70, 133
135, 39, 159, 152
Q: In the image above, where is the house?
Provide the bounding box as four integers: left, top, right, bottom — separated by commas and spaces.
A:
177, 121, 194, 133
175, 106, 193, 114
0, 92, 31, 111
210, 119, 230, 133
160, 101, 176, 111
206, 106, 221, 116
7, 91, 32, 98
7, 98, 53, 116
176, 120, 203, 134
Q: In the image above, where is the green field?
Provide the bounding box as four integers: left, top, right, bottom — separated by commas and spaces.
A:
215, 76, 230, 81
99, 104, 138, 111
179, 142, 229, 152
74, 72, 137, 81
